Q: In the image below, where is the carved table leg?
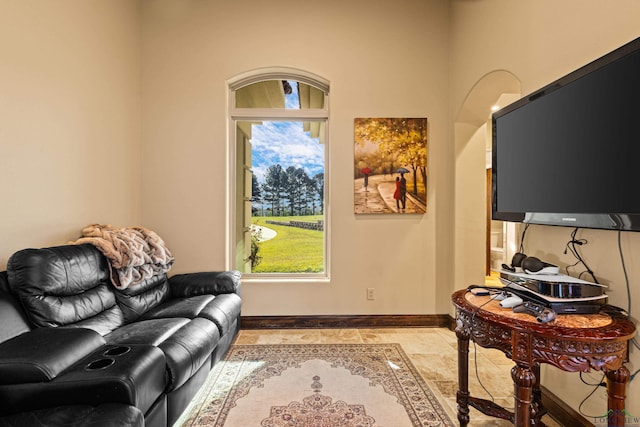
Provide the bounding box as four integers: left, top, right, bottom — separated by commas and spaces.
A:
606, 366, 630, 427
531, 364, 547, 425
456, 321, 470, 427
512, 364, 536, 427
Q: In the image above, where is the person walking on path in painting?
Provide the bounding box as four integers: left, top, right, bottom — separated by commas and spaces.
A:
394, 177, 402, 210
399, 173, 407, 210
360, 167, 372, 192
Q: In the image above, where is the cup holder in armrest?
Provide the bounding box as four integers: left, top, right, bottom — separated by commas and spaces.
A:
83, 346, 131, 371
85, 358, 115, 371
103, 345, 131, 357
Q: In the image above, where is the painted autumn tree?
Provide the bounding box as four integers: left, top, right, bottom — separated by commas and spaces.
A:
354, 118, 427, 196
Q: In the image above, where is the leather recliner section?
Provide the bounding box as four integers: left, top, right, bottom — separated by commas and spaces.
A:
0, 403, 145, 427
0, 271, 31, 343
7, 245, 125, 333
0, 328, 105, 385
1, 243, 242, 426
105, 317, 220, 391
114, 275, 172, 323
0, 344, 166, 416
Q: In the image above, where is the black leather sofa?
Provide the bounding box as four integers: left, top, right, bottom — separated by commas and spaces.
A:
0, 244, 241, 427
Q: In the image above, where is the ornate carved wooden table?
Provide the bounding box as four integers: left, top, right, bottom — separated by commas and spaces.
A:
452, 289, 636, 427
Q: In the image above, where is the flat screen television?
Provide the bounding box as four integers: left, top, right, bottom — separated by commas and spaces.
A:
492, 36, 640, 231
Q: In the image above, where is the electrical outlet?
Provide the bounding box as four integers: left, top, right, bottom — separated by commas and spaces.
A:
367, 288, 375, 300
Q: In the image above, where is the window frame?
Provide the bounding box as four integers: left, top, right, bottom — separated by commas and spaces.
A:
226, 68, 330, 281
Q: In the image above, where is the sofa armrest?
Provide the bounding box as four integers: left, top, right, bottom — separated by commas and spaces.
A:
0, 344, 166, 416
169, 270, 241, 297
0, 327, 105, 384
0, 403, 144, 427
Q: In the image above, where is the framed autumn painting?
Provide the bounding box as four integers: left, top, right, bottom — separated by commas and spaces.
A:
354, 118, 427, 214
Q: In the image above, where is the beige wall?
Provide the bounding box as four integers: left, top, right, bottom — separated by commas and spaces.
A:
140, 0, 453, 316
454, 123, 487, 288
2, 0, 639, 416
0, 0, 141, 267
451, 0, 640, 419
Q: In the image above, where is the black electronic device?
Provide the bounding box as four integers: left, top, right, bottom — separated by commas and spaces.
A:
492, 36, 640, 231
520, 256, 559, 275
513, 301, 557, 323
500, 271, 605, 299
500, 273, 606, 314
502, 252, 559, 275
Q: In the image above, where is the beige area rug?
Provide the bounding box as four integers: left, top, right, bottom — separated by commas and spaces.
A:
176, 344, 454, 427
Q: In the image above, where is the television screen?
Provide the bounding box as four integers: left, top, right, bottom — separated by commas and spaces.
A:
492, 36, 640, 231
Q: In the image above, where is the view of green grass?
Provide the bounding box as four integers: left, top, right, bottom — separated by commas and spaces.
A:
251, 215, 324, 273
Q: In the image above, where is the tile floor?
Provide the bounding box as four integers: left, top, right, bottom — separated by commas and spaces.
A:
235, 327, 563, 426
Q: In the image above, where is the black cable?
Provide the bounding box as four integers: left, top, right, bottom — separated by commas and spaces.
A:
519, 223, 530, 253
471, 341, 496, 403
617, 229, 632, 318
615, 229, 640, 357
563, 258, 582, 277
564, 228, 598, 283
566, 226, 640, 416
579, 371, 605, 387
465, 292, 515, 411
469, 295, 497, 403
578, 372, 607, 419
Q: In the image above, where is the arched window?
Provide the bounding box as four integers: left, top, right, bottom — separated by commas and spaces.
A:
228, 68, 329, 278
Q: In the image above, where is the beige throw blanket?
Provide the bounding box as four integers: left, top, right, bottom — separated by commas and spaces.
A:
72, 224, 175, 289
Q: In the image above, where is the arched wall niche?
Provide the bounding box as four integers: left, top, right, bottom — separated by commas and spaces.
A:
455, 69, 521, 126
452, 70, 521, 295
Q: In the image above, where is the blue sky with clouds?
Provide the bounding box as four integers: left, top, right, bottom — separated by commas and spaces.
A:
251, 122, 324, 183
250, 82, 324, 183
